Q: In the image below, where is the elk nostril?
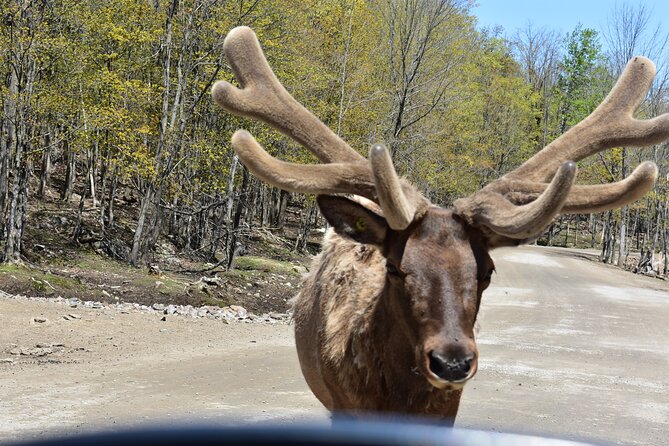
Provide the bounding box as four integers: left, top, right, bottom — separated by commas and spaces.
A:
428, 350, 475, 382
428, 351, 446, 377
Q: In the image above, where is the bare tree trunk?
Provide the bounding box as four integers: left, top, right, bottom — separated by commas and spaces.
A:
208, 194, 227, 261
106, 166, 118, 229
72, 151, 96, 242
88, 142, 98, 207
0, 125, 7, 231
245, 178, 260, 231
649, 202, 662, 274
543, 220, 556, 246
0, 91, 12, 235
663, 196, 668, 276
590, 214, 597, 248
78, 79, 97, 208
617, 206, 629, 267
600, 211, 615, 263
270, 189, 289, 231
130, 184, 155, 265
226, 167, 250, 270
295, 201, 318, 253
130, 0, 177, 265
617, 148, 629, 268
4, 164, 30, 263
72, 181, 88, 243
37, 128, 52, 198
98, 142, 109, 231
221, 155, 240, 262
61, 138, 76, 201
2, 53, 34, 262
631, 206, 640, 251
226, 156, 240, 218
336, 2, 355, 136
662, 210, 668, 276
260, 184, 270, 227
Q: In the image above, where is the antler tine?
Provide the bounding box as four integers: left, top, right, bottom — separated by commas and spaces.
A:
502, 161, 658, 214
369, 144, 418, 230
510, 56, 669, 182
456, 56, 668, 240
230, 130, 377, 199
230, 132, 424, 231
212, 26, 364, 164
561, 161, 658, 213
454, 161, 577, 239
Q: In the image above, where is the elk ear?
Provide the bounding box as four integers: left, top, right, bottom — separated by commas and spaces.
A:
317, 195, 388, 245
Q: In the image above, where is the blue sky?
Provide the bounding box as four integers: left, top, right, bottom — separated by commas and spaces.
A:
473, 1, 669, 36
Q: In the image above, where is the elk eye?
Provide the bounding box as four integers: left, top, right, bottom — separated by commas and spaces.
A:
386, 262, 401, 277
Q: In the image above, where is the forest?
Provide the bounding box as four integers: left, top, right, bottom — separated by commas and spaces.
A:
1, 0, 668, 281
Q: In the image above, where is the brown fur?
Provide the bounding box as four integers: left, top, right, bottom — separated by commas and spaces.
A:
292, 205, 494, 423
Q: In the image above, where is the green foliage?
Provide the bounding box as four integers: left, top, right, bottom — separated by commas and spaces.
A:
2, 0, 667, 265
413, 34, 541, 202
555, 26, 607, 130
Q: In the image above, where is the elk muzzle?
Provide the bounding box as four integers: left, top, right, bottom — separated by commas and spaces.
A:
424, 340, 478, 389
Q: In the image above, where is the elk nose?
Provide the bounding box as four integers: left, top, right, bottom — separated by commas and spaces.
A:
427, 350, 476, 383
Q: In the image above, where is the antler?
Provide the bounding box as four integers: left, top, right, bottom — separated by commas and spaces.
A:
455, 56, 668, 239
212, 26, 424, 230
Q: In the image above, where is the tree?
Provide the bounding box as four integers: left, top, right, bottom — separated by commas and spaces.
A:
555, 26, 605, 134
129, 0, 230, 265
602, 2, 669, 269
375, 0, 475, 170
512, 23, 561, 149
0, 0, 54, 262
418, 33, 540, 203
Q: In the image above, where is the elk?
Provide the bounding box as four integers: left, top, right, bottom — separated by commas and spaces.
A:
212, 27, 669, 422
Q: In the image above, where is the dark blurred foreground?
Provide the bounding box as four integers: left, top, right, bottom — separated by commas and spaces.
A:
9, 419, 605, 446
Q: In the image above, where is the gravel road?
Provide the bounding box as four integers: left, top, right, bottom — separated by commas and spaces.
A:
1, 246, 668, 445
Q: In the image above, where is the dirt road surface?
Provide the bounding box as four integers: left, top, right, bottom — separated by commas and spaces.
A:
1, 246, 668, 445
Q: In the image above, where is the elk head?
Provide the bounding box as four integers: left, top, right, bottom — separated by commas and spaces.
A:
212, 27, 668, 390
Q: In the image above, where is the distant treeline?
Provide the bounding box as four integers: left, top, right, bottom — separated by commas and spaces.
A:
0, 0, 667, 275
